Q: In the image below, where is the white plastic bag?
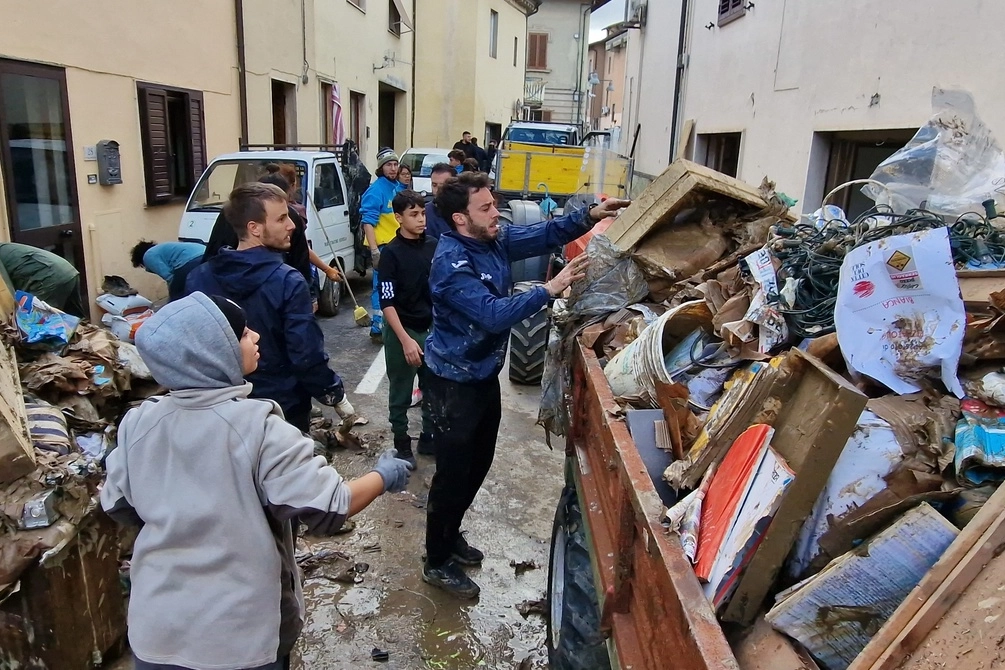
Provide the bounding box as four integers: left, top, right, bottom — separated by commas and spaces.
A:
863, 89, 1005, 217
835, 227, 965, 397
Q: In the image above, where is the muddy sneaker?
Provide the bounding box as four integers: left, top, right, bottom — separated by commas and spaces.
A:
452, 533, 484, 566
393, 435, 417, 471
370, 331, 383, 345
417, 432, 436, 456
422, 560, 480, 599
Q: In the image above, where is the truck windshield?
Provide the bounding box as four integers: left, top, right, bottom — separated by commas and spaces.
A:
506, 128, 574, 145
401, 152, 450, 177
187, 160, 308, 211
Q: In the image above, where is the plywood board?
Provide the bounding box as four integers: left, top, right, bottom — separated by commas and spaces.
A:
0, 342, 33, 485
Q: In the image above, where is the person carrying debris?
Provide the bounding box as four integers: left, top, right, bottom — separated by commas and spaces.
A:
129, 240, 206, 301
377, 189, 438, 469
420, 171, 630, 598
360, 147, 404, 342
185, 182, 351, 433
0, 242, 86, 317
100, 291, 412, 670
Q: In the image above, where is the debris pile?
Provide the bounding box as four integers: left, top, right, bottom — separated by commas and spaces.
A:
548, 91, 1005, 669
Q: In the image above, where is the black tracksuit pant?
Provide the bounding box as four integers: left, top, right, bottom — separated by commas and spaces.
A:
424, 371, 502, 567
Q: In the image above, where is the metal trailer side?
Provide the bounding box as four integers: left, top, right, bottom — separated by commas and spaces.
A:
565, 338, 739, 669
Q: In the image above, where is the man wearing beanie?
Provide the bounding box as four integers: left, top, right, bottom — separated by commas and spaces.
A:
101, 291, 411, 670
360, 146, 404, 342
186, 182, 351, 432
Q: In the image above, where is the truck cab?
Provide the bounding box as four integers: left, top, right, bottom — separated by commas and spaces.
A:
178, 149, 355, 315
501, 121, 581, 148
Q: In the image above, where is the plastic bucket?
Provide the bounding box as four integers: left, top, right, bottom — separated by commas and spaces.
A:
606, 302, 705, 405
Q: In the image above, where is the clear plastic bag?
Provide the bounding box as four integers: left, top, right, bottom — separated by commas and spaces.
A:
863, 89, 1005, 217
563, 233, 649, 321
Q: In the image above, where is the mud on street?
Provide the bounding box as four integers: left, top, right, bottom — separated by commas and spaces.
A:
115, 275, 564, 670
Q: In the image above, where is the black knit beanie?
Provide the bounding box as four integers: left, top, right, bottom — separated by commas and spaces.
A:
208, 295, 247, 341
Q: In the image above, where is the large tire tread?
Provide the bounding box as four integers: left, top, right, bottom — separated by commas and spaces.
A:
508, 282, 548, 385
548, 486, 612, 670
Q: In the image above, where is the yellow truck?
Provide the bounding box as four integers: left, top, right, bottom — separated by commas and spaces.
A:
495, 122, 633, 204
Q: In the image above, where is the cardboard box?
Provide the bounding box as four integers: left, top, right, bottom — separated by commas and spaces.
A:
0, 341, 35, 485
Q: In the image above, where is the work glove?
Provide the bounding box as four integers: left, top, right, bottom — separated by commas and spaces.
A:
372, 448, 412, 493
371, 249, 381, 269
333, 396, 355, 419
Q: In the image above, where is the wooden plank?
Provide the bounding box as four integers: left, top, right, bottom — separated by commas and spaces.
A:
848, 481, 1005, 670
958, 274, 1005, 310
0, 341, 34, 485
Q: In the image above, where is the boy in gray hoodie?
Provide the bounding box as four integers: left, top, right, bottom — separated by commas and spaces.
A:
101, 292, 411, 670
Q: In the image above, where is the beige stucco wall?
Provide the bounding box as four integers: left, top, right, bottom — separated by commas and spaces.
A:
681, 0, 1005, 211
527, 0, 590, 126
413, 0, 529, 148
619, 0, 679, 180
0, 0, 242, 308
243, 0, 414, 166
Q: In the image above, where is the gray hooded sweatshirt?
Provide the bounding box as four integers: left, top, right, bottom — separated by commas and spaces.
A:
101, 292, 352, 670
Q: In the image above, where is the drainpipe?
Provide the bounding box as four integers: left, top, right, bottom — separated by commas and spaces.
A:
575, 3, 590, 131
410, 0, 416, 146
235, 0, 249, 146
668, 0, 689, 162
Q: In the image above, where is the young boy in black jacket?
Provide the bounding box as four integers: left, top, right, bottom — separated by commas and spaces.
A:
378, 190, 437, 468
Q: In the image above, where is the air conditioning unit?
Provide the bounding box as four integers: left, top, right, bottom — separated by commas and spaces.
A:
629, 0, 648, 26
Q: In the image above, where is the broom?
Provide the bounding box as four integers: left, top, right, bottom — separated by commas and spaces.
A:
308, 196, 371, 328
334, 255, 371, 327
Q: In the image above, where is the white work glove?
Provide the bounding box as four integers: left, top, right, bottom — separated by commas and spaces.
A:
334, 396, 355, 419
372, 449, 411, 493
371, 248, 381, 269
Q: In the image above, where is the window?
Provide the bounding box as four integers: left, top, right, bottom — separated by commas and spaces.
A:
137, 82, 206, 205
347, 0, 365, 11
822, 129, 916, 218
320, 82, 334, 144
514, 37, 519, 67
527, 110, 553, 123
388, 0, 401, 36
528, 33, 548, 70
272, 80, 297, 145
717, 0, 746, 26
314, 162, 346, 210
489, 10, 499, 59
349, 91, 365, 146
697, 132, 741, 178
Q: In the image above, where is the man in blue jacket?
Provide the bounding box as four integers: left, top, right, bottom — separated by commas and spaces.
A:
421, 172, 629, 598
423, 163, 455, 240
185, 182, 354, 433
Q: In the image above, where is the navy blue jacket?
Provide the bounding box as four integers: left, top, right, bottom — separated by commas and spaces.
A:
424, 202, 451, 240
184, 247, 344, 416
425, 207, 593, 383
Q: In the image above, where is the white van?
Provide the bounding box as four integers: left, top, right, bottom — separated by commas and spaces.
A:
178, 150, 354, 316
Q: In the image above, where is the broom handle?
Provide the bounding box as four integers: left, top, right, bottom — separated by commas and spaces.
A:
307, 189, 362, 310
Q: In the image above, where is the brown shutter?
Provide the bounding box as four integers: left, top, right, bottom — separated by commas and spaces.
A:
528, 33, 548, 69
541, 110, 552, 122
187, 90, 207, 185
138, 85, 172, 204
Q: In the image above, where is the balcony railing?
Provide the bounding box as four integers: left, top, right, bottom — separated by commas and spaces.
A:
524, 77, 546, 106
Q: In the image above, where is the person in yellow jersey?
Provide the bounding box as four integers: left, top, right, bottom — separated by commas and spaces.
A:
360, 147, 405, 342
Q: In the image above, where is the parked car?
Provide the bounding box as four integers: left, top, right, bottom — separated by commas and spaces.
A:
178, 149, 355, 317
399, 147, 451, 196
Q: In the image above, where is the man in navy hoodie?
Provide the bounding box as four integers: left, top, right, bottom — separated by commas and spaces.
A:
421, 172, 629, 598
185, 182, 354, 433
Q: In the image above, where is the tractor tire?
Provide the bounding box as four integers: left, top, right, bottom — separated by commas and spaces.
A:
500, 200, 551, 283
316, 273, 342, 318
508, 281, 548, 385
547, 485, 612, 670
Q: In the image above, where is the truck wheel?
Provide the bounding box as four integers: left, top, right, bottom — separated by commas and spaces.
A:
508, 281, 548, 385
317, 274, 342, 318
500, 200, 551, 283
547, 486, 612, 670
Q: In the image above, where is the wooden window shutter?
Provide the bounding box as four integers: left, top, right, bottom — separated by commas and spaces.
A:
187, 91, 207, 185
138, 86, 173, 204
528, 33, 547, 69
541, 110, 552, 122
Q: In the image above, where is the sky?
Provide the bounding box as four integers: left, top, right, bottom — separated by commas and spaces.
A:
589, 1, 628, 43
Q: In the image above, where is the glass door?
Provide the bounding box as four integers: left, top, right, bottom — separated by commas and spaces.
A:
0, 59, 85, 291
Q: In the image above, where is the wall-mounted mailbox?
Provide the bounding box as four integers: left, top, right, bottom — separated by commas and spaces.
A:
96, 139, 122, 185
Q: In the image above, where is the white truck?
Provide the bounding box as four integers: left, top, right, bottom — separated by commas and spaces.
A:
178, 149, 357, 317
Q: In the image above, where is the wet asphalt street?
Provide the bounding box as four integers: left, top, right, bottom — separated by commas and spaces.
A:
113, 272, 565, 670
